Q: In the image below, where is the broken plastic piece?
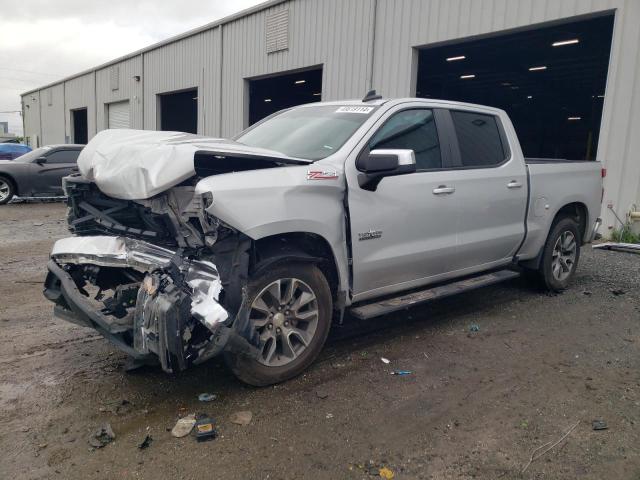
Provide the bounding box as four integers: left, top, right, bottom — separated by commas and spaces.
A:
379, 467, 395, 479
138, 434, 152, 449
198, 393, 217, 402
171, 415, 196, 438
390, 370, 412, 376
229, 411, 253, 426
88, 423, 115, 448
592, 420, 608, 431
469, 324, 480, 332
380, 357, 390, 364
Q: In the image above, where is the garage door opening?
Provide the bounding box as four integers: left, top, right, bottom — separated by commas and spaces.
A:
416, 14, 614, 160
107, 100, 130, 129
248, 67, 322, 125
159, 89, 198, 134
72, 108, 88, 144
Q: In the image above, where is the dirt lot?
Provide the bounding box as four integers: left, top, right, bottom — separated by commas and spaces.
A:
1, 202, 639, 480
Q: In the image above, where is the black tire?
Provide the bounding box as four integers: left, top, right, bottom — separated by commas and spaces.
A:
224, 262, 332, 386
0, 176, 15, 205
535, 216, 581, 292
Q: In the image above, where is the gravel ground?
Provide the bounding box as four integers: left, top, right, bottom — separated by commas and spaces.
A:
1, 202, 639, 480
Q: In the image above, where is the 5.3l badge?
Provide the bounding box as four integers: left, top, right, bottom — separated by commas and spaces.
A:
358, 229, 383, 241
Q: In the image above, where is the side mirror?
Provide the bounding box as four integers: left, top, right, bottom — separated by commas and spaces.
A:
35, 157, 47, 165
356, 149, 416, 191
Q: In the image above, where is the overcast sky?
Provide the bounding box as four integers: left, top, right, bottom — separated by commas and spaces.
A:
0, 0, 264, 137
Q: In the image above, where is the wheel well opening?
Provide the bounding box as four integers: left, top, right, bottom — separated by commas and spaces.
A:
555, 202, 588, 241
252, 233, 340, 304
0, 174, 17, 195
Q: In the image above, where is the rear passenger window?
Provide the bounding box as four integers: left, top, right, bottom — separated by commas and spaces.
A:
451, 111, 506, 167
46, 150, 80, 164
369, 109, 441, 170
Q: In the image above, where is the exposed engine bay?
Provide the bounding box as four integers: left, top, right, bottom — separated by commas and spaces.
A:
43, 129, 313, 373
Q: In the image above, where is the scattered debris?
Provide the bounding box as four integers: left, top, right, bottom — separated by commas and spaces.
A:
194, 416, 217, 442
326, 413, 334, 419
171, 414, 196, 438
380, 357, 390, 364
316, 389, 329, 400
379, 466, 395, 479
229, 411, 253, 426
611, 289, 625, 296
138, 434, 153, 450
469, 324, 480, 332
37, 443, 48, 450
592, 420, 608, 431
99, 399, 131, 414
198, 393, 217, 402
521, 420, 580, 473
582, 291, 592, 296
33, 222, 44, 227
390, 370, 412, 376
88, 423, 115, 449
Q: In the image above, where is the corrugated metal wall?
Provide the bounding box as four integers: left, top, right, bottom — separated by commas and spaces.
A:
40, 84, 65, 145
220, 0, 373, 136
20, 0, 640, 231
96, 56, 143, 130
21, 92, 41, 146
143, 28, 220, 135
64, 73, 96, 141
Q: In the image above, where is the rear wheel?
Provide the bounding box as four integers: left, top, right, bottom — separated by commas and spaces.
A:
534, 216, 581, 292
0, 176, 15, 205
224, 262, 332, 386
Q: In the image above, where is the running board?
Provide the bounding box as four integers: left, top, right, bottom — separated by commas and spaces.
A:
349, 270, 520, 320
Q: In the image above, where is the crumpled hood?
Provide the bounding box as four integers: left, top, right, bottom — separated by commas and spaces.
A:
78, 129, 309, 200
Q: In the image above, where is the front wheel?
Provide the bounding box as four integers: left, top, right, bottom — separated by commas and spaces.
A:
224, 262, 332, 386
536, 217, 581, 292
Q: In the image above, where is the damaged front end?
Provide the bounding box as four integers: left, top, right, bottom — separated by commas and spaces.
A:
44, 233, 257, 373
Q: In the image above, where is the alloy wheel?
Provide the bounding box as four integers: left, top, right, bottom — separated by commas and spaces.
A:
249, 278, 319, 367
551, 230, 577, 281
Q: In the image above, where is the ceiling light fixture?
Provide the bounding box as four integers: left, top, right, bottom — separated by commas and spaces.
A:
264, 98, 272, 102
529, 66, 547, 71
446, 55, 466, 61
552, 39, 579, 47
460, 74, 475, 79
527, 95, 533, 99
567, 116, 581, 121
295, 80, 306, 84
313, 93, 321, 96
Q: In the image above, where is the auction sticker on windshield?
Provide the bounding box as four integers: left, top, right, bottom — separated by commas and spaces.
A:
335, 106, 374, 114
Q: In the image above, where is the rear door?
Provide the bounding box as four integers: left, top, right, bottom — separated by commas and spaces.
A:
38, 149, 80, 193
444, 109, 528, 271
346, 105, 460, 301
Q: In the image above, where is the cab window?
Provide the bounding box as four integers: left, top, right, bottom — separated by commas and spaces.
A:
369, 109, 442, 170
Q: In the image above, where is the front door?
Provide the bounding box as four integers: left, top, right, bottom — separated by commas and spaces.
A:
36, 149, 79, 194
346, 106, 459, 301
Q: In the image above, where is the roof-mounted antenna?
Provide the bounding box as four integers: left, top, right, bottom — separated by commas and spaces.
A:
362, 89, 382, 102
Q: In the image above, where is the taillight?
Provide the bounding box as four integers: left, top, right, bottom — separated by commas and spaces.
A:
601, 168, 607, 178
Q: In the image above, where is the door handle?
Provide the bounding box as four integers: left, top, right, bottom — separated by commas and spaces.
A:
433, 185, 455, 195
507, 180, 523, 189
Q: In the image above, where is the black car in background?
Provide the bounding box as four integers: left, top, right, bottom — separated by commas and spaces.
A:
0, 145, 83, 205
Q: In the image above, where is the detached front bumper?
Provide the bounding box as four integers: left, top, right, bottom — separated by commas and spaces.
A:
44, 236, 234, 373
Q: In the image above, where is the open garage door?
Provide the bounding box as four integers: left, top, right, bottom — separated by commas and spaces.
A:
72, 108, 88, 144
416, 14, 614, 160
248, 67, 322, 126
159, 89, 197, 134
107, 101, 130, 129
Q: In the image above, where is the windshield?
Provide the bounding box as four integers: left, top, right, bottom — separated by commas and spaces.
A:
235, 105, 377, 160
14, 146, 51, 163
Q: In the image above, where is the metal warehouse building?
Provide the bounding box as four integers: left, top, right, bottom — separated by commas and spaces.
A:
21, 0, 640, 233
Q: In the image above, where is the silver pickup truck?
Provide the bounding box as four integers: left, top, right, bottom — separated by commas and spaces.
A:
43, 95, 603, 386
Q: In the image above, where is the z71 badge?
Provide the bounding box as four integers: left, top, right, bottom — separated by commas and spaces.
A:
307, 170, 339, 180
358, 229, 383, 241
